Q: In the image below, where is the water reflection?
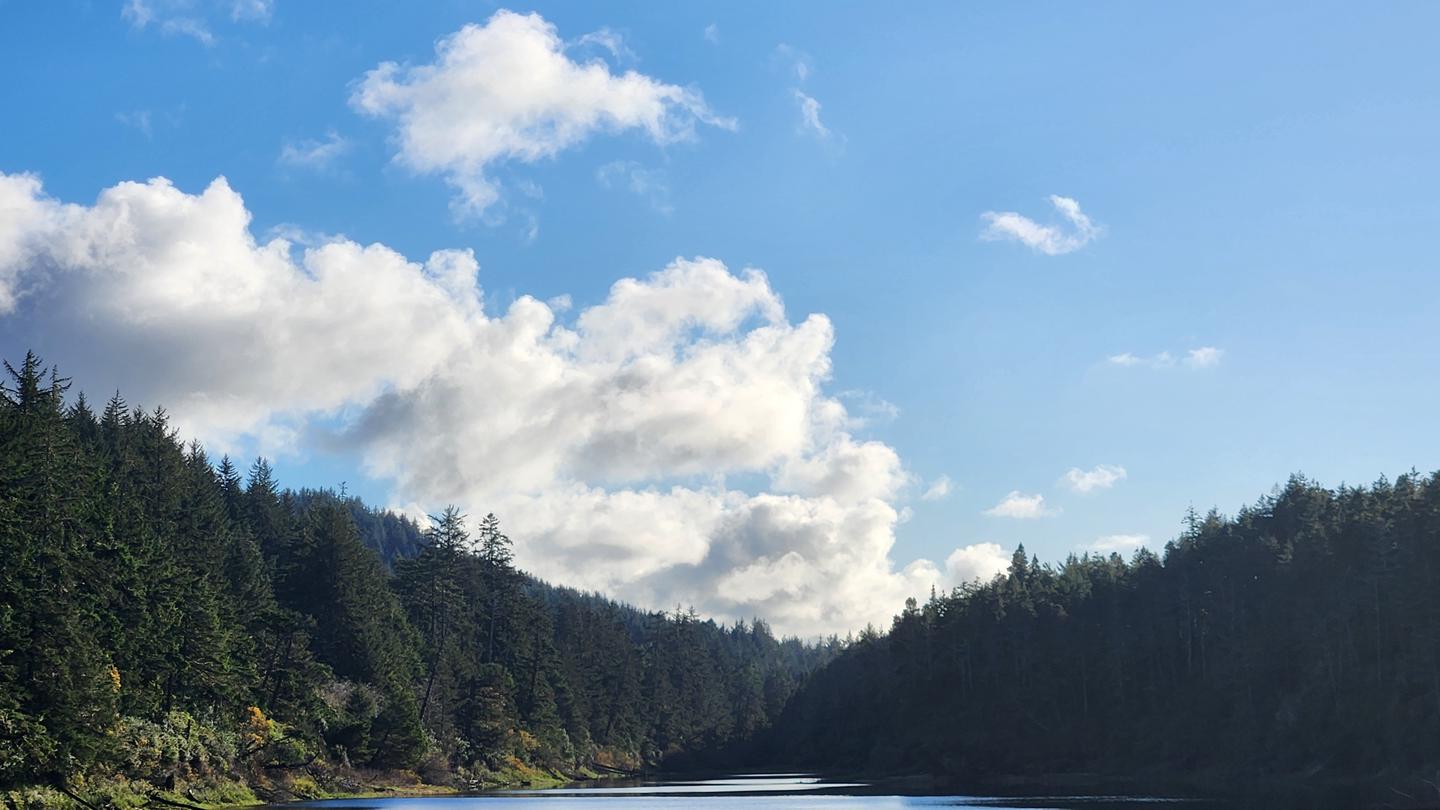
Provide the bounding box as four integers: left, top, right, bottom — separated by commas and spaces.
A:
298, 774, 1198, 810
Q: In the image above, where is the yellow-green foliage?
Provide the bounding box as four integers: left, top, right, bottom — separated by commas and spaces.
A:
115, 711, 239, 781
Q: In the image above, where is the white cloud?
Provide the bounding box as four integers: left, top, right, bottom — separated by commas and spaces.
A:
1185, 346, 1224, 368
921, 475, 953, 502
980, 194, 1101, 255
122, 0, 215, 45
984, 491, 1055, 519
278, 130, 350, 170
944, 543, 1010, 587
571, 28, 635, 63
703, 24, 720, 44
350, 11, 734, 218
123, 0, 273, 43
1061, 464, 1127, 494
793, 90, 833, 141
596, 160, 672, 214
0, 171, 945, 637
1088, 534, 1149, 553
1108, 347, 1224, 370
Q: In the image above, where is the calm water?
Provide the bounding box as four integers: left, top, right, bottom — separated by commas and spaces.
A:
296, 774, 1215, 810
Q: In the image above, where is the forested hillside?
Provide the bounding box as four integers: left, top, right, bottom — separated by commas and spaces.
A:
0, 354, 831, 805
767, 472, 1440, 784
9, 348, 1440, 806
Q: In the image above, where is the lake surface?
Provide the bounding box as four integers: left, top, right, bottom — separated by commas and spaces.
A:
297, 774, 1214, 810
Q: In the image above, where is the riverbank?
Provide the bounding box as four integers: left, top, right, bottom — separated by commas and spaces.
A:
0, 757, 607, 810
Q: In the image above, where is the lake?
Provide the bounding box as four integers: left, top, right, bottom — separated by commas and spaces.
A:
294, 774, 1221, 810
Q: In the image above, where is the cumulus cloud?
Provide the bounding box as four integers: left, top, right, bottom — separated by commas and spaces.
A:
1062, 464, 1127, 493
279, 130, 350, 170
1088, 534, 1149, 553
0, 170, 965, 637
703, 24, 720, 44
944, 542, 1010, 587
980, 194, 1100, 255
921, 475, 953, 502
350, 10, 734, 217
984, 491, 1055, 519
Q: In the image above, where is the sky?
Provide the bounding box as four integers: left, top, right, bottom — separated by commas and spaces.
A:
3, 1, 1440, 636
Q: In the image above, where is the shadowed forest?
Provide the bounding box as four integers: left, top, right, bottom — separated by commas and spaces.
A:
4, 352, 1440, 806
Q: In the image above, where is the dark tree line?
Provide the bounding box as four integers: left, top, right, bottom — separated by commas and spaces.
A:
766, 473, 1440, 783
0, 354, 831, 797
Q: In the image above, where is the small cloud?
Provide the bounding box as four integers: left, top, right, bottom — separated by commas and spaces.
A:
230, 0, 273, 22
945, 542, 1010, 586
350, 11, 733, 219
161, 17, 215, 45
837, 389, 899, 425
116, 110, 153, 139
1107, 347, 1224, 370
980, 194, 1101, 255
1061, 464, 1127, 494
921, 475, 954, 502
775, 43, 812, 81
984, 491, 1056, 519
1184, 346, 1224, 368
278, 130, 350, 170
793, 90, 836, 142
596, 160, 672, 215
703, 23, 720, 44
122, 0, 215, 45
572, 28, 636, 62
1088, 533, 1149, 553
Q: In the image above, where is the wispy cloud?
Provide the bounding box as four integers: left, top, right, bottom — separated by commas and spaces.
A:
775, 44, 812, 81
980, 195, 1101, 255
596, 160, 673, 215
1185, 346, 1224, 368
116, 110, 153, 139
1061, 464, 1127, 494
1087, 534, 1149, 553
703, 23, 720, 44
571, 28, 635, 63
230, 0, 273, 23
775, 44, 841, 147
921, 475, 954, 502
1107, 347, 1224, 370
837, 389, 900, 425
123, 0, 215, 46
985, 491, 1056, 519
278, 130, 351, 171
793, 90, 834, 141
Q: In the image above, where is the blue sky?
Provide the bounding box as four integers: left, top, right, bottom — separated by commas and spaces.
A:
3, 1, 1440, 634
